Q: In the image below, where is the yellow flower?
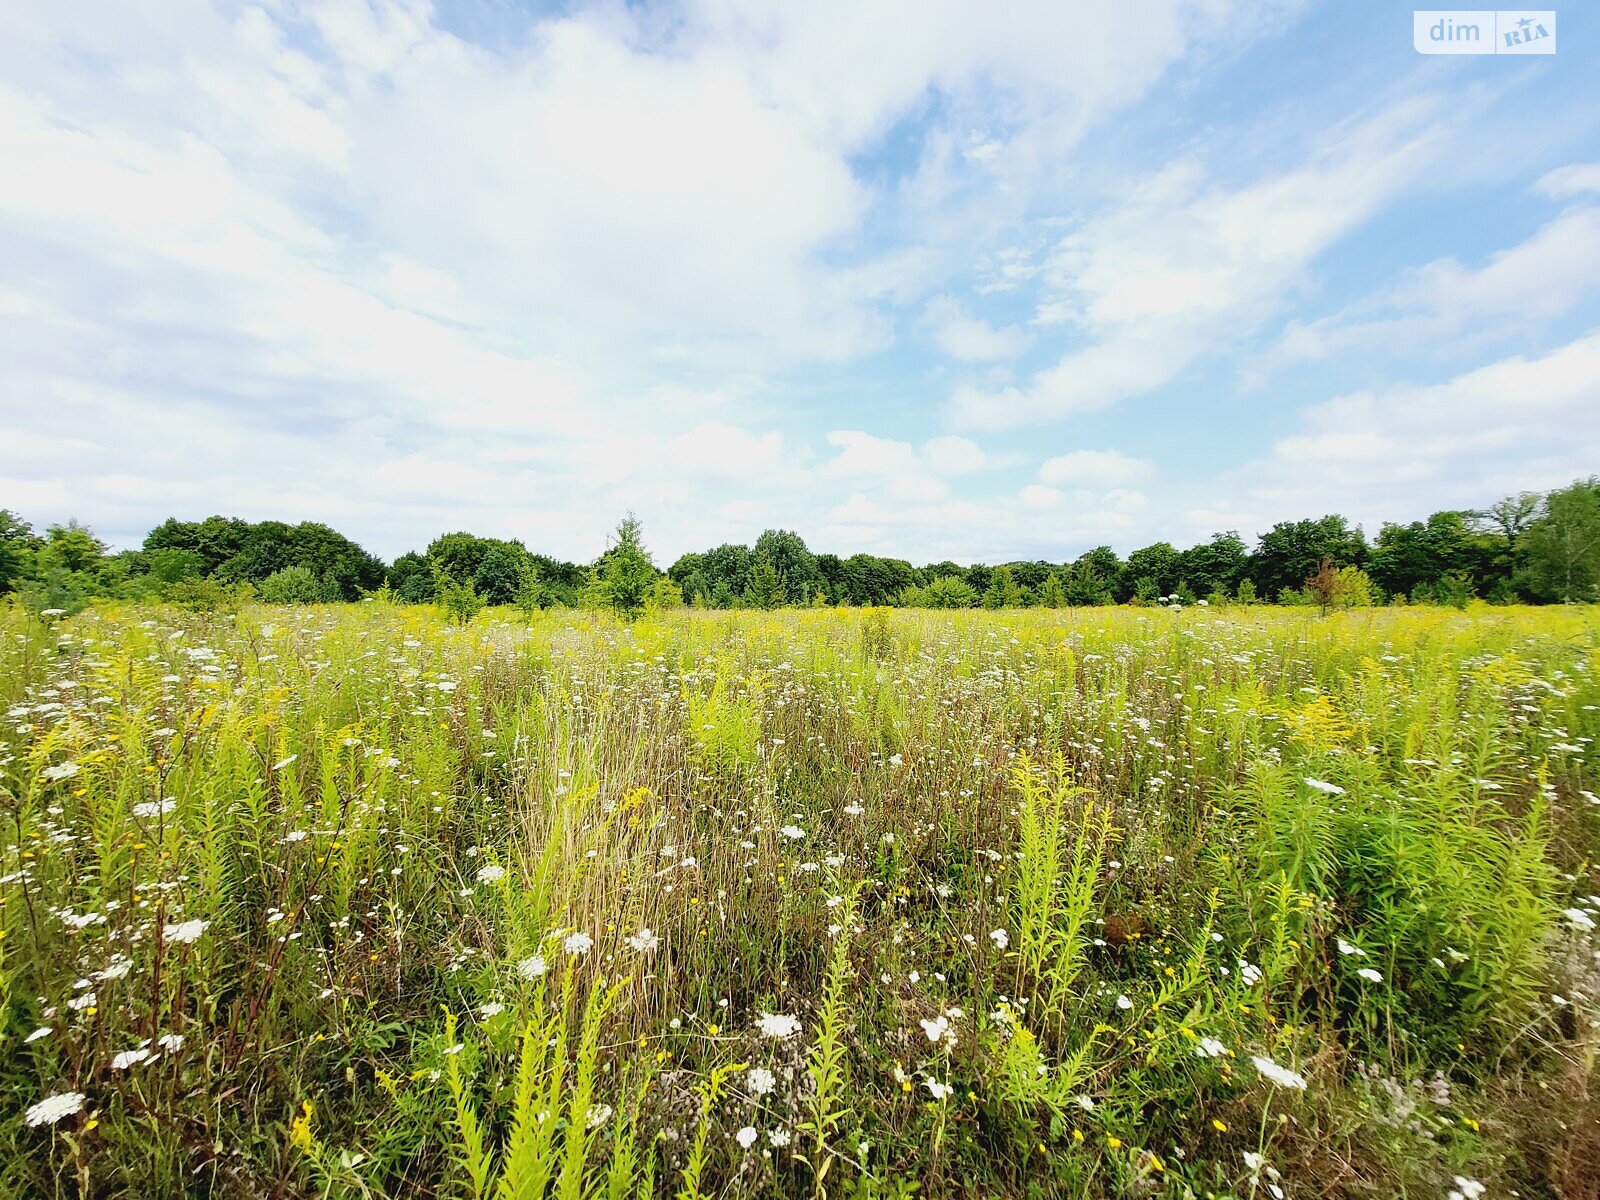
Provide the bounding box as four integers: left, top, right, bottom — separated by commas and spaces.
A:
1212, 1118, 1227, 1132
289, 1101, 316, 1153
1107, 1135, 1123, 1149
1072, 1129, 1084, 1143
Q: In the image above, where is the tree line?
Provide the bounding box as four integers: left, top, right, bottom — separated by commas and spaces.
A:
3, 478, 1598, 617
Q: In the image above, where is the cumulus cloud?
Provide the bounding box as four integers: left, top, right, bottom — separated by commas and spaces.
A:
947, 97, 1454, 430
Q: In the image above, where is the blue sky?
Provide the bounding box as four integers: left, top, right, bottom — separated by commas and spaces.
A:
2, 1, 1598, 565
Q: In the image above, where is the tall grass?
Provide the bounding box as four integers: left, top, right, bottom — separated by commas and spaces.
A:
0, 601, 1596, 1198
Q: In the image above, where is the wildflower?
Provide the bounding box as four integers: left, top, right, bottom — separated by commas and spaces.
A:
1303, 777, 1344, 795
919, 1016, 950, 1042
756, 1012, 802, 1040
1239, 960, 1262, 986
769, 1128, 791, 1148
843, 803, 865, 816
1251, 1055, 1307, 1090
989, 928, 1009, 950
1336, 938, 1366, 957
157, 1033, 184, 1052
24, 1092, 85, 1127
25, 1027, 52, 1044
41, 761, 81, 782
288, 1101, 315, 1152
924, 1078, 953, 1101
586, 1104, 613, 1130
1448, 1177, 1486, 1200
747, 1067, 776, 1096
132, 799, 176, 818
1564, 907, 1596, 932
1116, 995, 1133, 1010
1356, 967, 1383, 983
1195, 1037, 1228, 1058
272, 755, 298, 772
517, 954, 547, 979
563, 931, 594, 955
736, 1126, 758, 1149
627, 928, 659, 953
780, 825, 806, 840
475, 864, 506, 884
1243, 1151, 1266, 1172
162, 919, 208, 944
479, 1002, 505, 1019
111, 1047, 154, 1070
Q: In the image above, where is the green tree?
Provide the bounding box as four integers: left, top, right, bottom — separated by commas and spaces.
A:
512, 558, 544, 619
1120, 542, 1180, 602
922, 575, 978, 608
1250, 516, 1366, 597
753, 529, 821, 604
1520, 478, 1600, 602
0, 510, 41, 594
1036, 571, 1068, 608
983, 565, 1024, 608
473, 542, 528, 606
595, 514, 657, 618
259, 565, 327, 603
744, 552, 783, 609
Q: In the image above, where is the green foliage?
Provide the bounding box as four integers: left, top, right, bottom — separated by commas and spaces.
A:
259, 564, 334, 604
744, 552, 783, 609
1520, 477, 1600, 601
594, 514, 657, 618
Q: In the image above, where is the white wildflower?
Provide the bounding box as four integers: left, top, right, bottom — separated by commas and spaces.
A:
1303, 777, 1344, 795
162, 919, 208, 944
736, 1126, 758, 1149
563, 932, 594, 955
1564, 907, 1596, 932
989, 928, 1009, 950
1356, 967, 1384, 983
24, 1092, 85, 1127
111, 1047, 154, 1070
1195, 1036, 1228, 1058
41, 761, 81, 782
756, 1012, 802, 1040
1251, 1055, 1307, 1090
627, 928, 659, 954
517, 954, 547, 979
475, 864, 506, 884
747, 1067, 776, 1096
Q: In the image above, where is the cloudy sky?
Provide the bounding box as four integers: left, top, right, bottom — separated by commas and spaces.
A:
2, 1, 1598, 565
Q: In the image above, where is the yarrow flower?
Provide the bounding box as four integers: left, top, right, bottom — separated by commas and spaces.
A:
24, 1091, 85, 1127
1448, 1176, 1486, 1200
756, 1012, 802, 1040
989, 928, 1009, 950
1251, 1055, 1307, 1090
768, 1128, 791, 1148
1356, 967, 1384, 983
563, 932, 594, 956
626, 928, 659, 954
162, 919, 208, 944
1564, 907, 1596, 932
41, 761, 81, 782
517, 954, 547, 979
1303, 777, 1345, 795
780, 825, 806, 840
475, 864, 506, 884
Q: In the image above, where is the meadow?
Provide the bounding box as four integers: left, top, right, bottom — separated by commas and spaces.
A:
2, 601, 1598, 1199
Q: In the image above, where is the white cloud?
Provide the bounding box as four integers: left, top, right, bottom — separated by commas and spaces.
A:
1037, 449, 1156, 489
1273, 205, 1600, 364
1534, 162, 1600, 199
947, 97, 1453, 430
924, 295, 1030, 361
1217, 330, 1600, 532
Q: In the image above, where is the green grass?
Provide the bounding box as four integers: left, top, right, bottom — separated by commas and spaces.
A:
2, 600, 1598, 1198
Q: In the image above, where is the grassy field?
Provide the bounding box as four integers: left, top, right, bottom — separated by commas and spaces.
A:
2, 602, 1598, 1199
